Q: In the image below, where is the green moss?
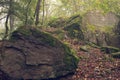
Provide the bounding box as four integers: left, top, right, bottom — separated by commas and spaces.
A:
66, 14, 82, 24
48, 17, 67, 28
10, 26, 60, 47
48, 14, 83, 40
32, 29, 60, 47
54, 42, 79, 77
86, 24, 96, 32
86, 24, 114, 35
101, 46, 120, 54
80, 45, 90, 52
9, 26, 79, 77
64, 23, 84, 39
50, 30, 65, 40
62, 42, 79, 71
16, 26, 32, 36
51, 30, 64, 35
111, 52, 120, 58
63, 14, 83, 40
11, 26, 79, 65
100, 26, 114, 34
57, 33, 65, 40
10, 26, 32, 41
87, 42, 101, 48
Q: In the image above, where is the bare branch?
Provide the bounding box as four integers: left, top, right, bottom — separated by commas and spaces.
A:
0, 15, 6, 20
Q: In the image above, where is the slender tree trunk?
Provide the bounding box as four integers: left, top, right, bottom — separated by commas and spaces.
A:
4, 0, 12, 39
25, 0, 32, 25
4, 14, 9, 39
45, 1, 48, 25
41, 0, 45, 25
34, 0, 42, 25
9, 15, 14, 32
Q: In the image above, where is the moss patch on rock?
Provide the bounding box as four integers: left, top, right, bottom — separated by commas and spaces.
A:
87, 42, 101, 48
111, 52, 120, 58
62, 43, 79, 67
50, 29, 65, 40
10, 26, 60, 47
80, 45, 91, 52
5, 26, 79, 79
101, 46, 120, 54
55, 42, 79, 77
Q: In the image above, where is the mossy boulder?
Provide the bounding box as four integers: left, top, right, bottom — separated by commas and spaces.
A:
0, 26, 78, 80
64, 23, 84, 39
48, 14, 84, 40
82, 11, 120, 47
64, 14, 84, 40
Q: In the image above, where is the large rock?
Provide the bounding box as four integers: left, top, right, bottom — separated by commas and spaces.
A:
0, 26, 78, 79
64, 14, 84, 40
82, 10, 120, 48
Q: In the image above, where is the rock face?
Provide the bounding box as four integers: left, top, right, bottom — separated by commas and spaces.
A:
64, 15, 84, 40
64, 23, 84, 40
82, 11, 120, 48
0, 26, 78, 79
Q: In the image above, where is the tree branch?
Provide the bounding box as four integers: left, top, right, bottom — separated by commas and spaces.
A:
0, 15, 6, 20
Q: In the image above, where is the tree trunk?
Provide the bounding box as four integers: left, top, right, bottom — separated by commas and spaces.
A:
4, 0, 13, 39
41, 0, 45, 25
9, 15, 14, 32
25, 0, 32, 25
35, 0, 42, 25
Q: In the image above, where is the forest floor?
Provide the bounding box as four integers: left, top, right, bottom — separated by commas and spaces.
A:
60, 38, 120, 80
